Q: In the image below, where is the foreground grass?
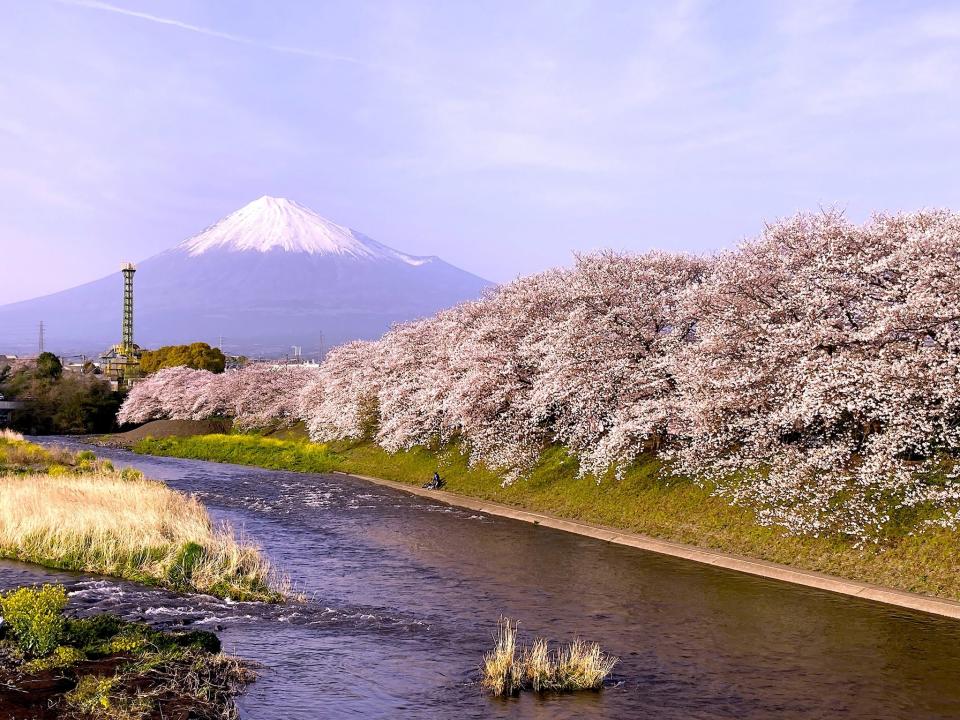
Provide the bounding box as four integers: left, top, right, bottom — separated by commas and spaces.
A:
0, 428, 81, 472
481, 617, 617, 696
0, 584, 252, 719
134, 432, 960, 602
0, 433, 283, 601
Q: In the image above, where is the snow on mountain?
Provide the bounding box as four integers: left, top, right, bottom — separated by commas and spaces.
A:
179, 196, 431, 266
0, 197, 491, 355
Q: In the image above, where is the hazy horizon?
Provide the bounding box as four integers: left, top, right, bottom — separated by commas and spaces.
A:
2, 0, 960, 305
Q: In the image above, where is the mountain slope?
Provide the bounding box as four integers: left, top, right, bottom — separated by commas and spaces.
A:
0, 197, 491, 355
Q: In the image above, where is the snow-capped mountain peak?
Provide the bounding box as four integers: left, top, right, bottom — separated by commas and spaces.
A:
177, 195, 430, 265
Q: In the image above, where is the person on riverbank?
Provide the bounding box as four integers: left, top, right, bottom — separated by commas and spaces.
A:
423, 471, 444, 489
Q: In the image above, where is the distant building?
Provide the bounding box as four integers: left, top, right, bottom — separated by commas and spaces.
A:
224, 355, 249, 371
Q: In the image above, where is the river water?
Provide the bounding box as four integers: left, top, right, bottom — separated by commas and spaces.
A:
6, 439, 960, 719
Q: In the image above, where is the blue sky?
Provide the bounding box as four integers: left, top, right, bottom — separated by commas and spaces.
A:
1, 0, 959, 303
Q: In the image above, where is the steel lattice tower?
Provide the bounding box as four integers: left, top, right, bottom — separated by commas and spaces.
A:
121, 262, 136, 352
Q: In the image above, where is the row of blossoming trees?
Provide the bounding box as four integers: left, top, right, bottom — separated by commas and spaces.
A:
119, 210, 960, 540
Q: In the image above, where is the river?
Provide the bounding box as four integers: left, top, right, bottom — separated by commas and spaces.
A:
5, 439, 959, 719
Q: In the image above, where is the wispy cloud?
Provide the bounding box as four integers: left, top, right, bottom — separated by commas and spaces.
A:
56, 0, 370, 67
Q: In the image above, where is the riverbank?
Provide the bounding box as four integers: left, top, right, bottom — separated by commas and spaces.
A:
130, 430, 960, 615
0, 583, 253, 719
0, 432, 283, 602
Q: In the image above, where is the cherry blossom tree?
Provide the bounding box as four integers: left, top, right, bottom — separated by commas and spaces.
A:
117, 369, 168, 424
218, 363, 321, 430
117, 366, 217, 424
118, 363, 318, 429
671, 210, 960, 538
300, 341, 384, 441
444, 271, 572, 475
530, 251, 708, 477
372, 307, 471, 452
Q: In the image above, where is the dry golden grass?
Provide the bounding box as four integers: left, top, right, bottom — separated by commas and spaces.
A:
482, 617, 618, 695
0, 432, 78, 472
0, 471, 282, 601
481, 617, 522, 696
551, 637, 619, 690
521, 637, 552, 692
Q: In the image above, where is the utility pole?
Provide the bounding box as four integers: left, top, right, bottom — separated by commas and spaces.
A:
38, 321, 44, 354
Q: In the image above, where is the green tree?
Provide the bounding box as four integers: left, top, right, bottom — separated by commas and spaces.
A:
0, 362, 122, 435
140, 343, 226, 374
50, 375, 123, 434
35, 352, 62, 380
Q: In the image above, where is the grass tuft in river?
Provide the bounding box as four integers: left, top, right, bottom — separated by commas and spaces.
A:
481, 617, 618, 696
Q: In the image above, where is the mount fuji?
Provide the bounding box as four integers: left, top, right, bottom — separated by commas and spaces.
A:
0, 197, 492, 356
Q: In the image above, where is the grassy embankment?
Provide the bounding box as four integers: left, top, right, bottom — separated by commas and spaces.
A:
0, 431, 282, 601
133, 429, 960, 602
0, 583, 252, 719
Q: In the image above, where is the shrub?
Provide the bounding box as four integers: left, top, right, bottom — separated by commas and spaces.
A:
3, 365, 121, 435
23, 644, 86, 673
120, 466, 143, 481
66, 676, 118, 713
63, 614, 124, 650
169, 629, 221, 653
0, 584, 68, 656
0, 591, 253, 719
108, 634, 149, 654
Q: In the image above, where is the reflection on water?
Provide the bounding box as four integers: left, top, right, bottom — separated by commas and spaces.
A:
4, 437, 958, 719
